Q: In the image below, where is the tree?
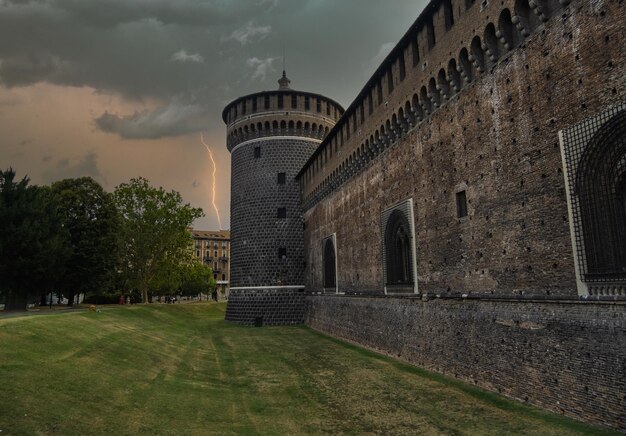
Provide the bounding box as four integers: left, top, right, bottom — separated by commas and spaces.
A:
113, 178, 203, 303
180, 262, 216, 299
0, 169, 69, 310
51, 177, 121, 306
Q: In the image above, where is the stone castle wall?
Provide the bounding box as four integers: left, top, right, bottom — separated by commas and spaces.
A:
299, 0, 625, 295
230, 137, 317, 287
305, 295, 626, 430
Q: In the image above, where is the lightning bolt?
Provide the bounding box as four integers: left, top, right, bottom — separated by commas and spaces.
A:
200, 133, 223, 230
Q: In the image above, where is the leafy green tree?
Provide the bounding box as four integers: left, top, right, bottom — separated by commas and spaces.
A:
180, 262, 216, 298
113, 178, 203, 303
51, 177, 121, 306
0, 169, 69, 310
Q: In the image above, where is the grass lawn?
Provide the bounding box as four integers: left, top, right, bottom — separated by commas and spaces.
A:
0, 303, 613, 435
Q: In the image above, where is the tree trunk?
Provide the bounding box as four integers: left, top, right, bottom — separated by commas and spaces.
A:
5, 290, 28, 311
141, 285, 149, 304
66, 290, 75, 307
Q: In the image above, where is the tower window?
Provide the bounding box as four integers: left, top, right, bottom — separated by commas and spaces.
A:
277, 172, 286, 185
277, 94, 284, 109
377, 81, 384, 105
456, 190, 468, 218
387, 69, 394, 94
241, 101, 246, 115
264, 95, 270, 109
399, 53, 406, 81
278, 247, 287, 259
316, 99, 322, 112
252, 98, 258, 111
326, 102, 330, 115
291, 94, 297, 109
305, 96, 310, 110
254, 146, 261, 159
277, 207, 287, 218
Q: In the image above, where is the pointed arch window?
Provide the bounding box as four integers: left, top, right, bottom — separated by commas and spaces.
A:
323, 236, 337, 292
382, 201, 417, 293
561, 105, 626, 296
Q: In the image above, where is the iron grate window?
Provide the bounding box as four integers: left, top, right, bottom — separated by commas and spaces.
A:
277, 207, 286, 218
561, 103, 626, 295
277, 172, 286, 185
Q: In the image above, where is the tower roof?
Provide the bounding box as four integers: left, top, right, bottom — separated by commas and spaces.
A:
278, 70, 291, 90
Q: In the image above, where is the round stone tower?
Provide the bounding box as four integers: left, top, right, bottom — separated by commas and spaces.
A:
223, 72, 343, 325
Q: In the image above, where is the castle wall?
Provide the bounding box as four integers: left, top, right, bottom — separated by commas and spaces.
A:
305, 295, 626, 430
301, 0, 625, 295
230, 137, 317, 287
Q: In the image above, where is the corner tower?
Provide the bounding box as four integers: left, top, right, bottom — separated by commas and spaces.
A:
223, 72, 343, 325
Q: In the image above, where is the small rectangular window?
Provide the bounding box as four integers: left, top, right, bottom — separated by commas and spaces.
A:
264, 95, 270, 109
305, 96, 310, 110
368, 91, 374, 115
316, 99, 321, 112
277, 172, 286, 185
241, 101, 246, 115
326, 102, 331, 115
352, 113, 357, 132
360, 104, 365, 124
377, 81, 383, 105
254, 146, 261, 158
277, 94, 284, 109
456, 190, 468, 218
252, 98, 258, 111
387, 69, 394, 94
277, 207, 287, 218
291, 94, 297, 109
278, 247, 287, 259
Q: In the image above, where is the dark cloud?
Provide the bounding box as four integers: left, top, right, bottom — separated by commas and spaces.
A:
95, 99, 208, 139
42, 151, 105, 184
0, 0, 426, 139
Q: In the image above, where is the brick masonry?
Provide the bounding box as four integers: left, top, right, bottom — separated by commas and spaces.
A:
225, 288, 305, 326
305, 295, 626, 430
300, 0, 625, 296
230, 138, 317, 287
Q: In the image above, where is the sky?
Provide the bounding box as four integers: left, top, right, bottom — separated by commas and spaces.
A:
0, 0, 427, 230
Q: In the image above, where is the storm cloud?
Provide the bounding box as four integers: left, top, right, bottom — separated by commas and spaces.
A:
0, 0, 424, 139
0, 1, 427, 229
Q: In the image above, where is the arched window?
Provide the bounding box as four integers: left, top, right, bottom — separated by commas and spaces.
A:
384, 209, 414, 289
470, 36, 486, 72
575, 110, 626, 283
323, 237, 337, 290
459, 48, 474, 83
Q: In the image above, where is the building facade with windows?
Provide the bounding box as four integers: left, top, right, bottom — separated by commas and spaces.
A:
190, 229, 231, 297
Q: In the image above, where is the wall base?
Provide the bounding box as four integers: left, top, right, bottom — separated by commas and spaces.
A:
225, 288, 305, 326
305, 294, 626, 431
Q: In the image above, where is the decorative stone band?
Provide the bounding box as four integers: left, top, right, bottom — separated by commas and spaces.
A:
228, 110, 337, 129
229, 136, 322, 154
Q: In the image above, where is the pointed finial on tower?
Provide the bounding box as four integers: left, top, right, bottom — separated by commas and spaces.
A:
278, 69, 291, 90
278, 46, 291, 90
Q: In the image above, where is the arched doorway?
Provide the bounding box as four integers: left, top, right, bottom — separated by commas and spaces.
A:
384, 209, 414, 292
323, 237, 336, 292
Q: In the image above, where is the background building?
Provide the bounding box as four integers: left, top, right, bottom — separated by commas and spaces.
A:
190, 229, 230, 298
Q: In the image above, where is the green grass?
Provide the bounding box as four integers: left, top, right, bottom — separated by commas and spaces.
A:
0, 303, 613, 435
